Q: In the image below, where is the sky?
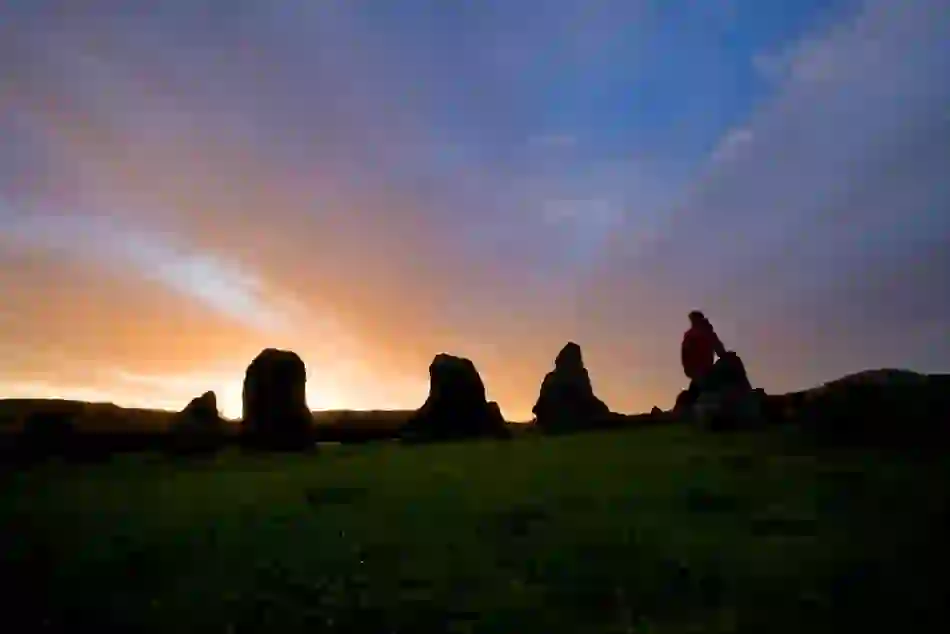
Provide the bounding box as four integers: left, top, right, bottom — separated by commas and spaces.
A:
1, 0, 948, 420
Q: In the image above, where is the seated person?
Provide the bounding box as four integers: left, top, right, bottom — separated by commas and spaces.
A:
679, 310, 727, 409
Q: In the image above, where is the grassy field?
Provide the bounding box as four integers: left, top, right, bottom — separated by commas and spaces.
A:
2, 425, 948, 633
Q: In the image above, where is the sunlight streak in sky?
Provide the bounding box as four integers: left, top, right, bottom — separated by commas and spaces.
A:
0, 0, 947, 416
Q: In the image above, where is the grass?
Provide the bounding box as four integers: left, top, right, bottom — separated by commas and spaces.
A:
2, 425, 949, 633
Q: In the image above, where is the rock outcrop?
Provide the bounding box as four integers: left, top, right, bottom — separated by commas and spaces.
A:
241, 349, 312, 450
532, 342, 611, 433
402, 353, 508, 441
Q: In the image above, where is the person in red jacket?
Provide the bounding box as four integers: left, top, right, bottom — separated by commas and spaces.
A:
679, 310, 727, 408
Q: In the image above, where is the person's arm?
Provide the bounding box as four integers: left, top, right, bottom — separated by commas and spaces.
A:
712, 332, 727, 359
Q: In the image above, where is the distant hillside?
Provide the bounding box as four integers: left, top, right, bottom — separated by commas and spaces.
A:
2, 367, 945, 439
0, 401, 427, 438
310, 409, 415, 443
816, 368, 930, 390
0, 399, 181, 434
312, 409, 415, 426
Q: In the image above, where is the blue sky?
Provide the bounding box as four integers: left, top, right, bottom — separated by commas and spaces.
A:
1, 0, 948, 418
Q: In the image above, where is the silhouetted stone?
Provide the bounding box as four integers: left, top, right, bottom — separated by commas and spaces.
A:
532, 342, 611, 433
651, 406, 663, 416
675, 351, 761, 431
183, 391, 218, 425
708, 351, 752, 394
242, 349, 312, 450
487, 401, 510, 438
402, 354, 507, 441
674, 389, 693, 411
168, 391, 224, 455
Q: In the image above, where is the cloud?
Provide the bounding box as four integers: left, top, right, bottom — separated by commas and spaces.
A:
0, 0, 948, 419
582, 0, 950, 394
710, 128, 754, 164
2, 213, 289, 331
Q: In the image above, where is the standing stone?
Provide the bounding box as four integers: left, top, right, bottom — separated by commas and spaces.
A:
182, 391, 219, 426
532, 342, 611, 433
672, 350, 756, 425
402, 353, 507, 441
242, 348, 312, 449
707, 351, 752, 394
169, 391, 223, 455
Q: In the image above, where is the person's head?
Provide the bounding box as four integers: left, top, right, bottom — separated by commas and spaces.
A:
689, 310, 716, 331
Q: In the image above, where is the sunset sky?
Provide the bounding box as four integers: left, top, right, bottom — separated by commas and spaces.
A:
1, 0, 948, 420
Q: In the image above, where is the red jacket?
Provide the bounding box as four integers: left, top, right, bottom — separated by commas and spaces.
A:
682, 324, 725, 380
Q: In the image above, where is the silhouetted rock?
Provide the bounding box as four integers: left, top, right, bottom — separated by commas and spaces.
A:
402, 354, 508, 441
675, 351, 761, 431
532, 342, 611, 433
701, 389, 766, 432
651, 406, 663, 416
487, 401, 509, 438
183, 391, 218, 424
713, 351, 752, 393
168, 391, 224, 455
674, 389, 693, 411
242, 349, 312, 450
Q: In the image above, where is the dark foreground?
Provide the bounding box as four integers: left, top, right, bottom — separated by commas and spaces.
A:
2, 425, 948, 633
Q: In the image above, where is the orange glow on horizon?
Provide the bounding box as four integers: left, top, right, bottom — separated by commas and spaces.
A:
0, 363, 651, 423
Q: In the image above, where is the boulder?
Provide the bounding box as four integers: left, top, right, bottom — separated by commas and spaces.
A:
183, 391, 219, 426
241, 348, 312, 450
674, 389, 693, 412
679, 352, 761, 431
532, 342, 611, 433
402, 354, 507, 441
699, 388, 768, 432
487, 401, 509, 438
168, 391, 224, 455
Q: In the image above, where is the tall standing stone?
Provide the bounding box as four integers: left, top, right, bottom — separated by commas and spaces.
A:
532, 342, 611, 432
402, 353, 508, 441
242, 348, 312, 449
